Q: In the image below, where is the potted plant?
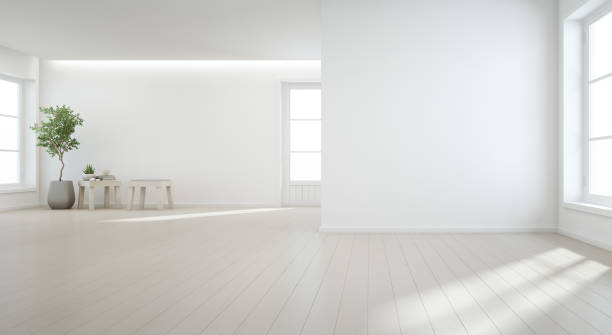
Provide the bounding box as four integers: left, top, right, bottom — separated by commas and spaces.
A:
82, 164, 95, 180
31, 105, 84, 209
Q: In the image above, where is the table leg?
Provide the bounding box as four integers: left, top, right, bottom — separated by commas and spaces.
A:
78, 186, 85, 209
104, 186, 110, 208
128, 186, 135, 210
166, 186, 174, 209
139, 187, 146, 209
114, 186, 121, 208
157, 186, 164, 210
89, 186, 95, 211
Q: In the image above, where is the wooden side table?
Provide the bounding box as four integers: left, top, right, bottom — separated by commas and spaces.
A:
77, 180, 122, 210
127, 179, 173, 210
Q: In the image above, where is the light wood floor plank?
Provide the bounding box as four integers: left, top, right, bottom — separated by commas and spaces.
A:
442, 235, 572, 335
333, 234, 369, 335
497, 234, 612, 316
300, 234, 354, 335
232, 235, 338, 335
428, 236, 536, 335
201, 235, 324, 335
265, 234, 349, 335
398, 234, 468, 335
93, 232, 313, 335
508, 234, 612, 301
415, 235, 501, 335
453, 234, 603, 335
126, 232, 304, 335
382, 234, 435, 335
1, 227, 248, 333
476, 234, 612, 333
153, 232, 312, 335
367, 234, 402, 335
1, 208, 612, 335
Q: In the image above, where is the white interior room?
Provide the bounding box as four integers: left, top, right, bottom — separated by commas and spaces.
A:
1, 0, 612, 334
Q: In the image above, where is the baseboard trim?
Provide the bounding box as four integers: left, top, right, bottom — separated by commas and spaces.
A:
557, 227, 612, 253
83, 202, 282, 209
3, 202, 283, 211
319, 226, 557, 233
0, 203, 43, 212
174, 202, 282, 208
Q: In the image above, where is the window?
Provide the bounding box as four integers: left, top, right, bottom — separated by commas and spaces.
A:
0, 78, 22, 185
282, 82, 321, 206
288, 88, 321, 181
586, 8, 612, 204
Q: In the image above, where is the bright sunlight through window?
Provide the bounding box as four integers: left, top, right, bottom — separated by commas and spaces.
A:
0, 78, 21, 185
587, 9, 612, 197
289, 89, 321, 181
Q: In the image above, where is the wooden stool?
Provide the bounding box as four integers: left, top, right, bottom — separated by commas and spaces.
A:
127, 179, 173, 210
77, 180, 122, 210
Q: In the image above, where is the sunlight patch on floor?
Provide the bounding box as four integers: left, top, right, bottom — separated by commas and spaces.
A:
387, 247, 611, 334
99, 208, 290, 223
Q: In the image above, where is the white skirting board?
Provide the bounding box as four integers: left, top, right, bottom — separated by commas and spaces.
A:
78, 202, 283, 208
172, 202, 282, 208
1, 203, 283, 211
0, 203, 43, 212
557, 227, 612, 253
319, 225, 558, 233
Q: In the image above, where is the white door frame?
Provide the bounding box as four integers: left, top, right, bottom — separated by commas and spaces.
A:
281, 81, 321, 206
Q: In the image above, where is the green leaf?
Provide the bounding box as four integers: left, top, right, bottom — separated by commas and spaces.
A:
31, 105, 84, 180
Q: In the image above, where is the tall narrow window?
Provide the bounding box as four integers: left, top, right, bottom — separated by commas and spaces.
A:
282, 82, 321, 206
289, 89, 321, 181
0, 78, 21, 185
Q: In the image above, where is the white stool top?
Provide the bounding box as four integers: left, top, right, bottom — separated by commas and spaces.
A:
132, 179, 171, 181
128, 179, 173, 187
78, 179, 121, 187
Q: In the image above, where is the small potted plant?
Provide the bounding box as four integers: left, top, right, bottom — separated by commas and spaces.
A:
82, 164, 95, 180
31, 105, 84, 209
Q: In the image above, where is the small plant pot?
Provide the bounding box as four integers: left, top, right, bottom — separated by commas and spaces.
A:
82, 174, 95, 180
48, 180, 76, 209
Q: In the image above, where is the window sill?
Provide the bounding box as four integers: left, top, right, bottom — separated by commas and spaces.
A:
563, 201, 612, 218
0, 186, 37, 194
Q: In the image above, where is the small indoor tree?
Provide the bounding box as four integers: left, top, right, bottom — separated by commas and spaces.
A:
31, 105, 84, 181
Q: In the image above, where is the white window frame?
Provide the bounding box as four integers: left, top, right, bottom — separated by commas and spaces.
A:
0, 74, 25, 187
583, 4, 612, 206
281, 81, 321, 206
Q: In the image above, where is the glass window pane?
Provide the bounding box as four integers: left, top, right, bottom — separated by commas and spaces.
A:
290, 89, 321, 119
290, 120, 321, 151
590, 77, 612, 138
0, 151, 19, 184
0, 116, 19, 150
0, 79, 19, 116
290, 152, 321, 181
590, 11, 612, 80
590, 139, 612, 196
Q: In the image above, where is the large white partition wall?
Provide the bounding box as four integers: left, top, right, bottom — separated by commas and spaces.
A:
321, 0, 558, 231
40, 61, 320, 207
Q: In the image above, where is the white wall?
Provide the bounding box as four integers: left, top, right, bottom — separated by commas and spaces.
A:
558, 0, 612, 251
321, 0, 558, 231
0, 45, 39, 211
39, 61, 320, 207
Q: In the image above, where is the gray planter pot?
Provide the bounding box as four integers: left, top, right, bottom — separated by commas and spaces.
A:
48, 180, 75, 209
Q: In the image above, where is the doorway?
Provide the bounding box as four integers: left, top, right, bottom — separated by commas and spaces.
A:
282, 82, 321, 206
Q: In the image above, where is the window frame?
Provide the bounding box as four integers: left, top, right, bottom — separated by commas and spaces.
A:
282, 82, 322, 184
0, 74, 25, 187
583, 4, 612, 206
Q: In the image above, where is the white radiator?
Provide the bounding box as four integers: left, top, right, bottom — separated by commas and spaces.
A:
286, 184, 320, 206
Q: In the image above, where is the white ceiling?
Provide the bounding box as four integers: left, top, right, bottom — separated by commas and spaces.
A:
0, 0, 320, 60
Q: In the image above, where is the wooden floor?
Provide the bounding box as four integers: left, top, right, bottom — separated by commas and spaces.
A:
1, 207, 612, 335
